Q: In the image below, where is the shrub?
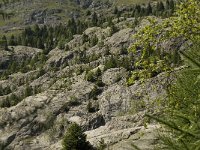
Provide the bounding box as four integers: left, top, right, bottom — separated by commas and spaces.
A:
96, 138, 106, 150
89, 86, 102, 100
104, 55, 118, 70
62, 123, 94, 150
95, 79, 105, 87
87, 101, 96, 113
85, 68, 102, 83
85, 71, 96, 82
68, 96, 80, 106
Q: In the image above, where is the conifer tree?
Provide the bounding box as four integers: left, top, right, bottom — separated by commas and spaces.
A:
158, 1, 165, 11
134, 5, 141, 17
169, 0, 175, 11
91, 12, 98, 26
9, 35, 16, 46
114, 6, 118, 14
17, 36, 22, 45
2, 35, 8, 50
166, 0, 170, 10
145, 3, 152, 15
62, 123, 94, 150
37, 38, 44, 49
24, 85, 33, 98
90, 35, 98, 47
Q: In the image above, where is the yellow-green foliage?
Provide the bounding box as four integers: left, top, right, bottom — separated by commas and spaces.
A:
128, 0, 200, 85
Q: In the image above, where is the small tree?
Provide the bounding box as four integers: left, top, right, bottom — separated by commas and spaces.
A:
85, 71, 95, 82
58, 40, 65, 50
62, 123, 94, 150
96, 138, 106, 150
87, 101, 95, 113
1, 35, 8, 50
95, 68, 102, 77
91, 12, 98, 26
9, 35, 16, 46
37, 38, 45, 49
145, 3, 152, 15
24, 85, 33, 98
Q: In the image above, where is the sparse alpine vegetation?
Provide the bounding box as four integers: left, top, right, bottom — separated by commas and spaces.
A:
0, 0, 199, 150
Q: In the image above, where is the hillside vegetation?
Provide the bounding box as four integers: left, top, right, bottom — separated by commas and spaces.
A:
0, 0, 166, 35
0, 0, 199, 150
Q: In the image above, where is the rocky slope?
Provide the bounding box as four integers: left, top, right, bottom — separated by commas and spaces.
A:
0, 17, 177, 150
0, 0, 108, 33
0, 0, 163, 35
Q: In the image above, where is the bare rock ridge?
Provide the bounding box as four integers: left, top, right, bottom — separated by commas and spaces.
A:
0, 18, 176, 150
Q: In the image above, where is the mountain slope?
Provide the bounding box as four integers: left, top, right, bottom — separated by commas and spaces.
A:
0, 0, 163, 35
0, 17, 173, 149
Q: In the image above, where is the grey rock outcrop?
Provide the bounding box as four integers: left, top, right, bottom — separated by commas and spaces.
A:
0, 46, 42, 72
105, 28, 134, 55
102, 67, 127, 85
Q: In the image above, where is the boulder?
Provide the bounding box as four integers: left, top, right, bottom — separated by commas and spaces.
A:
102, 67, 127, 85
105, 28, 134, 55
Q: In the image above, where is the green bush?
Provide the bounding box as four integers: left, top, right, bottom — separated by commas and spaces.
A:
96, 138, 106, 150
85, 68, 102, 83
68, 96, 80, 106
95, 79, 105, 87
62, 123, 94, 150
85, 71, 96, 82
89, 86, 102, 100
87, 101, 96, 113
144, 0, 200, 149
104, 55, 118, 71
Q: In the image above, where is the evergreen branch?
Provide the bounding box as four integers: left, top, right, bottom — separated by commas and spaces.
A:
145, 114, 198, 138
179, 51, 200, 68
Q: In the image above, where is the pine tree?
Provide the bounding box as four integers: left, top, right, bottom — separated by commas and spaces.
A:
146, 3, 152, 15
37, 38, 44, 49
0, 85, 3, 96
9, 35, 16, 46
113, 6, 118, 14
159, 2, 165, 11
0, 97, 10, 108
24, 85, 33, 98
17, 36, 22, 45
90, 35, 98, 47
140, 8, 145, 16
2, 35, 8, 50
9, 93, 20, 106
134, 5, 141, 17
82, 33, 89, 44
166, 0, 170, 10
91, 12, 98, 26
104, 55, 118, 70
62, 123, 94, 150
58, 39, 65, 50
169, 0, 175, 11
33, 24, 40, 33
86, 10, 91, 16
95, 67, 102, 77
87, 101, 94, 113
